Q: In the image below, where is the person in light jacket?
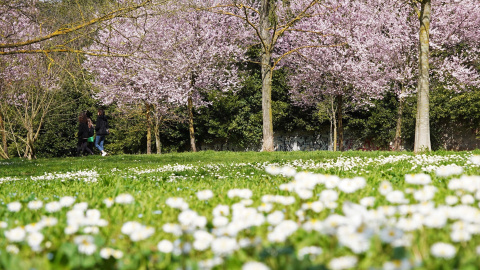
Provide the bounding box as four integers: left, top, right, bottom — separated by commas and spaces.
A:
95, 108, 109, 156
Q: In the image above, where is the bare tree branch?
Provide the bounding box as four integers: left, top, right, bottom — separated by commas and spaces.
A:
0, 0, 153, 50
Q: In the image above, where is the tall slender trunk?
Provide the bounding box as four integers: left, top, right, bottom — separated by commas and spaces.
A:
155, 134, 161, 154
0, 78, 6, 159
145, 103, 152, 154
188, 70, 197, 153
414, 0, 431, 153
329, 117, 333, 151
394, 84, 405, 151
188, 93, 196, 152
0, 112, 7, 159
337, 95, 344, 151
329, 97, 337, 152
260, 0, 274, 152
333, 121, 337, 152
154, 115, 162, 155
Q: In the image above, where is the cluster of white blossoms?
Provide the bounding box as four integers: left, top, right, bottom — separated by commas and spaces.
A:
261, 195, 296, 205
101, 193, 134, 208
178, 209, 207, 231
153, 160, 480, 268
2, 195, 131, 258
4, 153, 480, 269
267, 220, 298, 243
215, 203, 265, 238
131, 163, 197, 175
470, 155, 480, 165
328, 256, 358, 270
121, 221, 155, 242
4, 216, 54, 252
434, 164, 464, 177
405, 173, 432, 185
268, 165, 480, 266
100, 247, 124, 259
265, 154, 477, 175
430, 242, 456, 259
30, 170, 99, 183
227, 189, 253, 199
7, 196, 77, 213
196, 189, 214, 200
265, 165, 297, 176
114, 193, 135, 204
12, 153, 470, 186
198, 257, 224, 269
0, 176, 20, 184
160, 207, 240, 257
448, 175, 480, 193
241, 261, 270, 270
157, 239, 174, 253
166, 197, 189, 210
74, 235, 96, 255
66, 207, 109, 235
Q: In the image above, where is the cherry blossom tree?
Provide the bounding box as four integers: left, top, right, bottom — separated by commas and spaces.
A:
0, 54, 60, 159
0, 0, 154, 56
0, 71, 8, 159
287, 0, 480, 152
202, 0, 345, 151
410, 0, 480, 152
0, 0, 162, 158
85, 10, 183, 154
86, 1, 244, 152
286, 0, 400, 151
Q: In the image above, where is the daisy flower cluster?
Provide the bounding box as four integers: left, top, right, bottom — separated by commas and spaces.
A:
2, 153, 480, 269
30, 170, 99, 183
130, 164, 196, 175
150, 159, 480, 269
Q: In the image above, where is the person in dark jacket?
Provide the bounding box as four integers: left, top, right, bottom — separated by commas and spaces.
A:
95, 108, 109, 156
77, 112, 94, 156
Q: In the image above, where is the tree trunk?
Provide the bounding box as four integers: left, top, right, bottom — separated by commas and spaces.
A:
188, 93, 197, 152
155, 122, 161, 155
260, 0, 274, 152
333, 120, 337, 152
337, 95, 344, 151
154, 113, 162, 155
0, 112, 7, 159
25, 124, 36, 160
146, 103, 152, 154
414, 0, 431, 153
330, 97, 337, 152
394, 85, 405, 151
329, 117, 333, 151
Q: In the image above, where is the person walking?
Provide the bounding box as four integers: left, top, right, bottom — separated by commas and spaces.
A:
87, 117, 95, 150
95, 108, 109, 156
77, 112, 94, 156
85, 111, 95, 151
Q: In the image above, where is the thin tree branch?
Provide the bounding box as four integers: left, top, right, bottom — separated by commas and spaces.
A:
0, 0, 152, 50
0, 48, 133, 57
272, 42, 347, 70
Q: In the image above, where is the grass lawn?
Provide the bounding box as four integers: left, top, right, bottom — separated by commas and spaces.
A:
1, 150, 480, 269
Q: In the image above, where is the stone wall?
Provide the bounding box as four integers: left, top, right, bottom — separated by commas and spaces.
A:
438, 126, 480, 151
198, 128, 480, 152
199, 132, 391, 152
